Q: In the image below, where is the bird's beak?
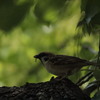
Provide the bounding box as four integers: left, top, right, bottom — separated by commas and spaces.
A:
34, 55, 40, 62
34, 55, 40, 59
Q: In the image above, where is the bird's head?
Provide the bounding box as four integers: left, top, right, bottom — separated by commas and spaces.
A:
34, 52, 54, 62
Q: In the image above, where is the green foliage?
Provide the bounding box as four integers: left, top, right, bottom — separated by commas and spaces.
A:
92, 91, 100, 100
0, 0, 33, 31
94, 69, 100, 81
34, 0, 67, 24
78, 0, 100, 34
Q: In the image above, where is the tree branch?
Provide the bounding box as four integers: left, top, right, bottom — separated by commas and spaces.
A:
0, 78, 91, 100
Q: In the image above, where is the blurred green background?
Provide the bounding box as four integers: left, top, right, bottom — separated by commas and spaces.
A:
0, 0, 99, 87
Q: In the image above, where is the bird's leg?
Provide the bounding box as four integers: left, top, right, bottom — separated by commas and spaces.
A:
50, 75, 67, 81
54, 74, 68, 81
50, 76, 55, 81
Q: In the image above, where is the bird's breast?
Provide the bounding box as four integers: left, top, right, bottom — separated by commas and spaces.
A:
44, 62, 68, 76
44, 62, 81, 76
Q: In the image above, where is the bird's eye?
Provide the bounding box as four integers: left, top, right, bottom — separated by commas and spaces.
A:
43, 57, 49, 61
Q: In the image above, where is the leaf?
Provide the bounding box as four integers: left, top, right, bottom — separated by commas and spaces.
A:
92, 90, 100, 100
93, 69, 100, 81
34, 0, 69, 25
78, 0, 100, 34
0, 0, 33, 31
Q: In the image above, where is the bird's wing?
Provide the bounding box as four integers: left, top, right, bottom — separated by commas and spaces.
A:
49, 55, 89, 66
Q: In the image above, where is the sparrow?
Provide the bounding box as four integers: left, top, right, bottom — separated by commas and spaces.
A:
34, 52, 95, 77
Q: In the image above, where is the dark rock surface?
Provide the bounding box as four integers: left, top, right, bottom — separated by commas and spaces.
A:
0, 78, 91, 100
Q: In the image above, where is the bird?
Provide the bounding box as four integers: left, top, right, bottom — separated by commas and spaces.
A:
34, 52, 96, 77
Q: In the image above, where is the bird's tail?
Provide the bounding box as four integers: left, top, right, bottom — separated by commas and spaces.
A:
89, 61, 100, 67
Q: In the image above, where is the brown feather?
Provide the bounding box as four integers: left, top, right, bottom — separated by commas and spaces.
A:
49, 55, 93, 67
